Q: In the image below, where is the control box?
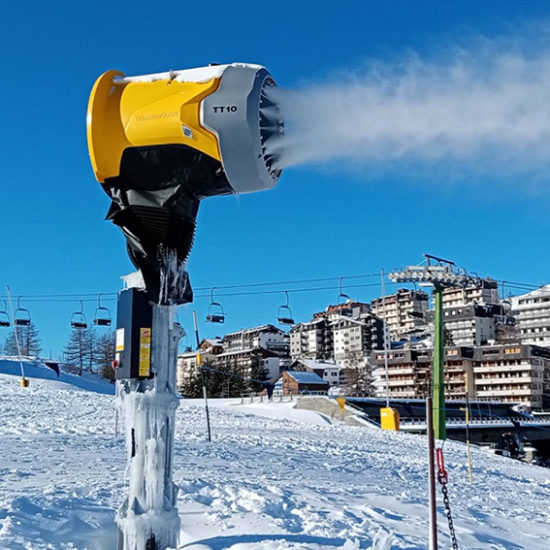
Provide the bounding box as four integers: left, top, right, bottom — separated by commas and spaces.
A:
115, 288, 153, 380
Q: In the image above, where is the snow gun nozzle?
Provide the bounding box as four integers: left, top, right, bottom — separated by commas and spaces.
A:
87, 63, 283, 305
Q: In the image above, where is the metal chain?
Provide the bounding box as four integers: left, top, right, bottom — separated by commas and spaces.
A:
440, 481, 459, 550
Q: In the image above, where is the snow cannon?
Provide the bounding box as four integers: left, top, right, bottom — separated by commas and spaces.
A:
86, 63, 284, 304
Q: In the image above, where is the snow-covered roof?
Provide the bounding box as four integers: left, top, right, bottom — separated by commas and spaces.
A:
203, 338, 223, 347
216, 348, 278, 358
285, 371, 329, 385
511, 284, 550, 300
223, 325, 285, 338
289, 318, 327, 332
295, 359, 344, 371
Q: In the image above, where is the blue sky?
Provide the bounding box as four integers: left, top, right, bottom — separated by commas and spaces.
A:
2, 0, 550, 358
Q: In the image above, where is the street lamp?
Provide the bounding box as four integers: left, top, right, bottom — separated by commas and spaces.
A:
389, 254, 479, 440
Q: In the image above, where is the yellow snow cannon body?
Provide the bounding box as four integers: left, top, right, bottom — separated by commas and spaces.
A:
86, 63, 283, 304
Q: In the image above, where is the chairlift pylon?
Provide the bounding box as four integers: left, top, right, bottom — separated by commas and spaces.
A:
71, 300, 88, 329
93, 294, 112, 326
14, 297, 31, 326
206, 288, 225, 323
277, 291, 294, 325
0, 301, 10, 327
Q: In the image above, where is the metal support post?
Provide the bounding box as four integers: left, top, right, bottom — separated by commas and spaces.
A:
117, 304, 183, 550
432, 286, 446, 440
5, 286, 27, 386
427, 396, 438, 550
193, 311, 211, 442
464, 373, 473, 483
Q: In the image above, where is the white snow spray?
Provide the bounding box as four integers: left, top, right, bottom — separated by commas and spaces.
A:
265, 37, 550, 178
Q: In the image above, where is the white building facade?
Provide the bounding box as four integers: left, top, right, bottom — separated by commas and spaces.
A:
511, 285, 550, 347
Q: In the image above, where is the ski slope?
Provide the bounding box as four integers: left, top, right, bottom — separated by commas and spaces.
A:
0, 358, 115, 395
0, 372, 549, 550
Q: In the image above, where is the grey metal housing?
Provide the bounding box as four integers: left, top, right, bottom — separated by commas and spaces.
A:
201, 65, 283, 194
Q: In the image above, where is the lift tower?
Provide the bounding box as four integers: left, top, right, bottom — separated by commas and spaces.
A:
87, 63, 284, 550
389, 255, 478, 440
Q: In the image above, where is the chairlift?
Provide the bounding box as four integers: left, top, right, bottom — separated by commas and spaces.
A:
337, 277, 353, 316
277, 291, 295, 325
206, 288, 225, 323
71, 300, 88, 329
14, 297, 31, 326
0, 301, 10, 327
93, 294, 112, 326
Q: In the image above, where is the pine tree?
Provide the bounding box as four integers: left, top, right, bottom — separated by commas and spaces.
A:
180, 368, 204, 398
4, 323, 42, 357
64, 327, 95, 375
228, 365, 248, 397
205, 364, 228, 397
249, 356, 270, 392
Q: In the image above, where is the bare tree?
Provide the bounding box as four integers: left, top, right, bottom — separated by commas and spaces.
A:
4, 323, 41, 357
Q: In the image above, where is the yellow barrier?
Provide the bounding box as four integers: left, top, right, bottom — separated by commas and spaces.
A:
380, 407, 400, 431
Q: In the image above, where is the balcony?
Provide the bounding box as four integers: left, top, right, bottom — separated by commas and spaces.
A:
475, 376, 537, 385
474, 364, 535, 374
476, 388, 536, 397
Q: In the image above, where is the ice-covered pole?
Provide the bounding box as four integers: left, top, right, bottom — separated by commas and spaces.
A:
117, 286, 183, 550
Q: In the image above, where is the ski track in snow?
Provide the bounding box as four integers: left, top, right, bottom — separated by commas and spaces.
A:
0, 374, 549, 549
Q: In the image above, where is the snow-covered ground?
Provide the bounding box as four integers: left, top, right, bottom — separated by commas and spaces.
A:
1, 372, 549, 550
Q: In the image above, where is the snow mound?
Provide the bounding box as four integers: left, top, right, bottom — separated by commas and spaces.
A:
0, 358, 115, 395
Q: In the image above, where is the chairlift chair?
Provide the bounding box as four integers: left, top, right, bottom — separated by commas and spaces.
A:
277, 291, 295, 325
206, 288, 225, 323
0, 301, 10, 327
93, 294, 112, 326
14, 297, 31, 326
71, 300, 88, 329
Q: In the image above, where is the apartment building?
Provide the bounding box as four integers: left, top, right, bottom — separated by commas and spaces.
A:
371, 346, 475, 400
289, 303, 385, 368
442, 278, 500, 307
371, 344, 550, 409
371, 289, 429, 340
177, 326, 291, 393
289, 317, 333, 361
176, 338, 222, 390
442, 304, 515, 347
213, 347, 285, 380
473, 344, 550, 409
222, 325, 289, 355
511, 285, 550, 347
319, 301, 372, 319
331, 314, 385, 367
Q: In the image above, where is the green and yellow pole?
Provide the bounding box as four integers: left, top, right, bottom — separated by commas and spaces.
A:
433, 285, 446, 440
